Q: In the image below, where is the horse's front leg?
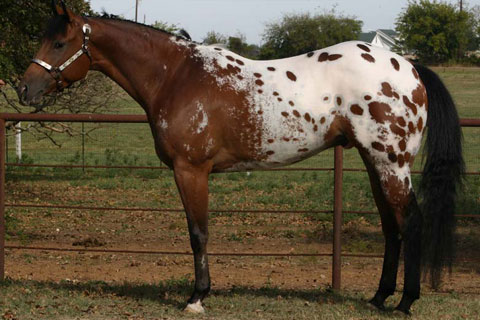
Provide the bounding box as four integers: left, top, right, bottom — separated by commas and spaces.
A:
173, 158, 212, 313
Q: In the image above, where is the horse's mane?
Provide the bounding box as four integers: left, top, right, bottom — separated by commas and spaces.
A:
45, 15, 70, 39
95, 12, 192, 41
44, 11, 192, 42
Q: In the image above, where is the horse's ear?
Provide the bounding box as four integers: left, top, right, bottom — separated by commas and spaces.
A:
51, 0, 73, 22
60, 1, 72, 22
51, 0, 59, 16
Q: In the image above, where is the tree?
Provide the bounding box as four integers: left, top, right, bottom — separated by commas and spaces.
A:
202, 31, 227, 45
227, 34, 260, 59
0, 1, 118, 146
468, 5, 480, 51
259, 11, 363, 59
151, 20, 179, 33
395, 0, 473, 63
202, 31, 260, 59
0, 0, 93, 80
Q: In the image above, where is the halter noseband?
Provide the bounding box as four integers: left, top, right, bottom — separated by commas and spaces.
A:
32, 24, 92, 91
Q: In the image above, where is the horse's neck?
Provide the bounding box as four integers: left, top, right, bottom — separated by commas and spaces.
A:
87, 18, 189, 112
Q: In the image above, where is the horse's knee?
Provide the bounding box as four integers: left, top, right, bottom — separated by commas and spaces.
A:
189, 227, 208, 250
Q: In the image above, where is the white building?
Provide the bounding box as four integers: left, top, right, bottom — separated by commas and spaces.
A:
359, 29, 398, 51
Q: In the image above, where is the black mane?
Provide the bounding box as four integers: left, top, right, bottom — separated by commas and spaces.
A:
44, 14, 69, 39
97, 12, 192, 41
43, 11, 192, 42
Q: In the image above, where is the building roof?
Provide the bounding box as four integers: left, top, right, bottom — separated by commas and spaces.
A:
359, 29, 397, 43
359, 31, 376, 43
378, 29, 398, 38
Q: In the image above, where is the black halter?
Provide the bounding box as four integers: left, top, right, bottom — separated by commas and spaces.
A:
32, 24, 92, 91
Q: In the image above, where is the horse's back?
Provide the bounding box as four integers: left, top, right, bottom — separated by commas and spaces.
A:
239, 42, 427, 171
185, 41, 427, 173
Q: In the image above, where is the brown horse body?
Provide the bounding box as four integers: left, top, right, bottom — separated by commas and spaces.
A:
17, 3, 464, 315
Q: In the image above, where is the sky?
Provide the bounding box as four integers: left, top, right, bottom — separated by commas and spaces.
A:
88, 0, 479, 44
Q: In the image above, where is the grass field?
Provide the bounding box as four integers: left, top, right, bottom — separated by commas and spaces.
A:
2, 278, 480, 320
0, 67, 479, 319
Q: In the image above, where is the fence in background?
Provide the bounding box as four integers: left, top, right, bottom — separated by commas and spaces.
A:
0, 113, 479, 290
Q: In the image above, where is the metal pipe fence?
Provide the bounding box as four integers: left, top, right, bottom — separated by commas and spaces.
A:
0, 113, 479, 290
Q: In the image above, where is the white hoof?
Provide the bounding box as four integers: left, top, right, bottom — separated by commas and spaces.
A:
184, 301, 205, 313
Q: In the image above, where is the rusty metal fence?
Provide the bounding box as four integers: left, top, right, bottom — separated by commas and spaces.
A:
0, 113, 479, 290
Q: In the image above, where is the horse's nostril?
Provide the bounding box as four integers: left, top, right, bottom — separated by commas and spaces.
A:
17, 84, 27, 96
17, 84, 29, 104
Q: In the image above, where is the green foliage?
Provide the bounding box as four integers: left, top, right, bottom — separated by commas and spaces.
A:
0, 2, 120, 140
468, 5, 480, 51
260, 11, 363, 59
0, 0, 93, 80
202, 31, 260, 59
395, 0, 476, 63
151, 20, 179, 33
227, 34, 260, 59
202, 31, 227, 45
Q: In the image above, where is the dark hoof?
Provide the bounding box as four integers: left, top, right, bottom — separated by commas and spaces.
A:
368, 297, 386, 311
393, 307, 411, 316
395, 295, 416, 316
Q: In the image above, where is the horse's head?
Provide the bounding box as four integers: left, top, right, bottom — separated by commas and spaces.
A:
18, 0, 92, 106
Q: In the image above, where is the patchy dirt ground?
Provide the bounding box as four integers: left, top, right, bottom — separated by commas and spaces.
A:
4, 175, 480, 298
5, 220, 480, 296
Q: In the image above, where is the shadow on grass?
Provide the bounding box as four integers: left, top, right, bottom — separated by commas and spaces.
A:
0, 278, 378, 313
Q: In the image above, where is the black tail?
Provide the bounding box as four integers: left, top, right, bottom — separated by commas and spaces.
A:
414, 64, 465, 289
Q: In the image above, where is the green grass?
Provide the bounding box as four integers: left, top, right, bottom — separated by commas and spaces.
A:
1, 278, 479, 320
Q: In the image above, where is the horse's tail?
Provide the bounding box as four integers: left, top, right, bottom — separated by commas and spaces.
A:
414, 64, 465, 289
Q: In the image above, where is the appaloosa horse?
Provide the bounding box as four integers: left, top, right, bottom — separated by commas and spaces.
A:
17, 1, 464, 314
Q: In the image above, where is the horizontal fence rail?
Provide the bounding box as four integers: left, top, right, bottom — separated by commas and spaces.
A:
0, 113, 479, 289
4, 204, 478, 218
3, 245, 385, 259
4, 163, 480, 176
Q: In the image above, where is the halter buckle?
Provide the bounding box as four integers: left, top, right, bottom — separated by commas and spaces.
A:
82, 24, 91, 35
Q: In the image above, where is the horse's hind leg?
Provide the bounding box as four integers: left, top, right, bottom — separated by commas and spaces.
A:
360, 152, 401, 309
173, 158, 213, 313
359, 150, 421, 314
396, 192, 422, 314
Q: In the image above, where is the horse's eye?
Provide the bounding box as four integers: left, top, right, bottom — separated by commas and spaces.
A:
54, 42, 65, 49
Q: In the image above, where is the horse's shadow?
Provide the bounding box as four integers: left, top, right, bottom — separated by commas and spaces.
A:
2, 278, 386, 313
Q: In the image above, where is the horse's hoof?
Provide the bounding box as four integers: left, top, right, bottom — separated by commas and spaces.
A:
184, 301, 205, 314
393, 308, 411, 316
368, 298, 385, 311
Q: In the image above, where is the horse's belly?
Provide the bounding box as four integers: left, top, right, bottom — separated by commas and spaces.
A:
251, 93, 336, 169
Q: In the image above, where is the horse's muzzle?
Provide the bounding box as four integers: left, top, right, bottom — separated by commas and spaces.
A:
17, 81, 45, 106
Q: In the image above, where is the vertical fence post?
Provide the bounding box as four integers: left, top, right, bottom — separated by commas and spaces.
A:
15, 122, 21, 162
5, 130, 8, 164
82, 122, 85, 172
0, 119, 6, 280
332, 145, 343, 290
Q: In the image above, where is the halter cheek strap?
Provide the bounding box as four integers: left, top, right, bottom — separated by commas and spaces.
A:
32, 23, 92, 91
